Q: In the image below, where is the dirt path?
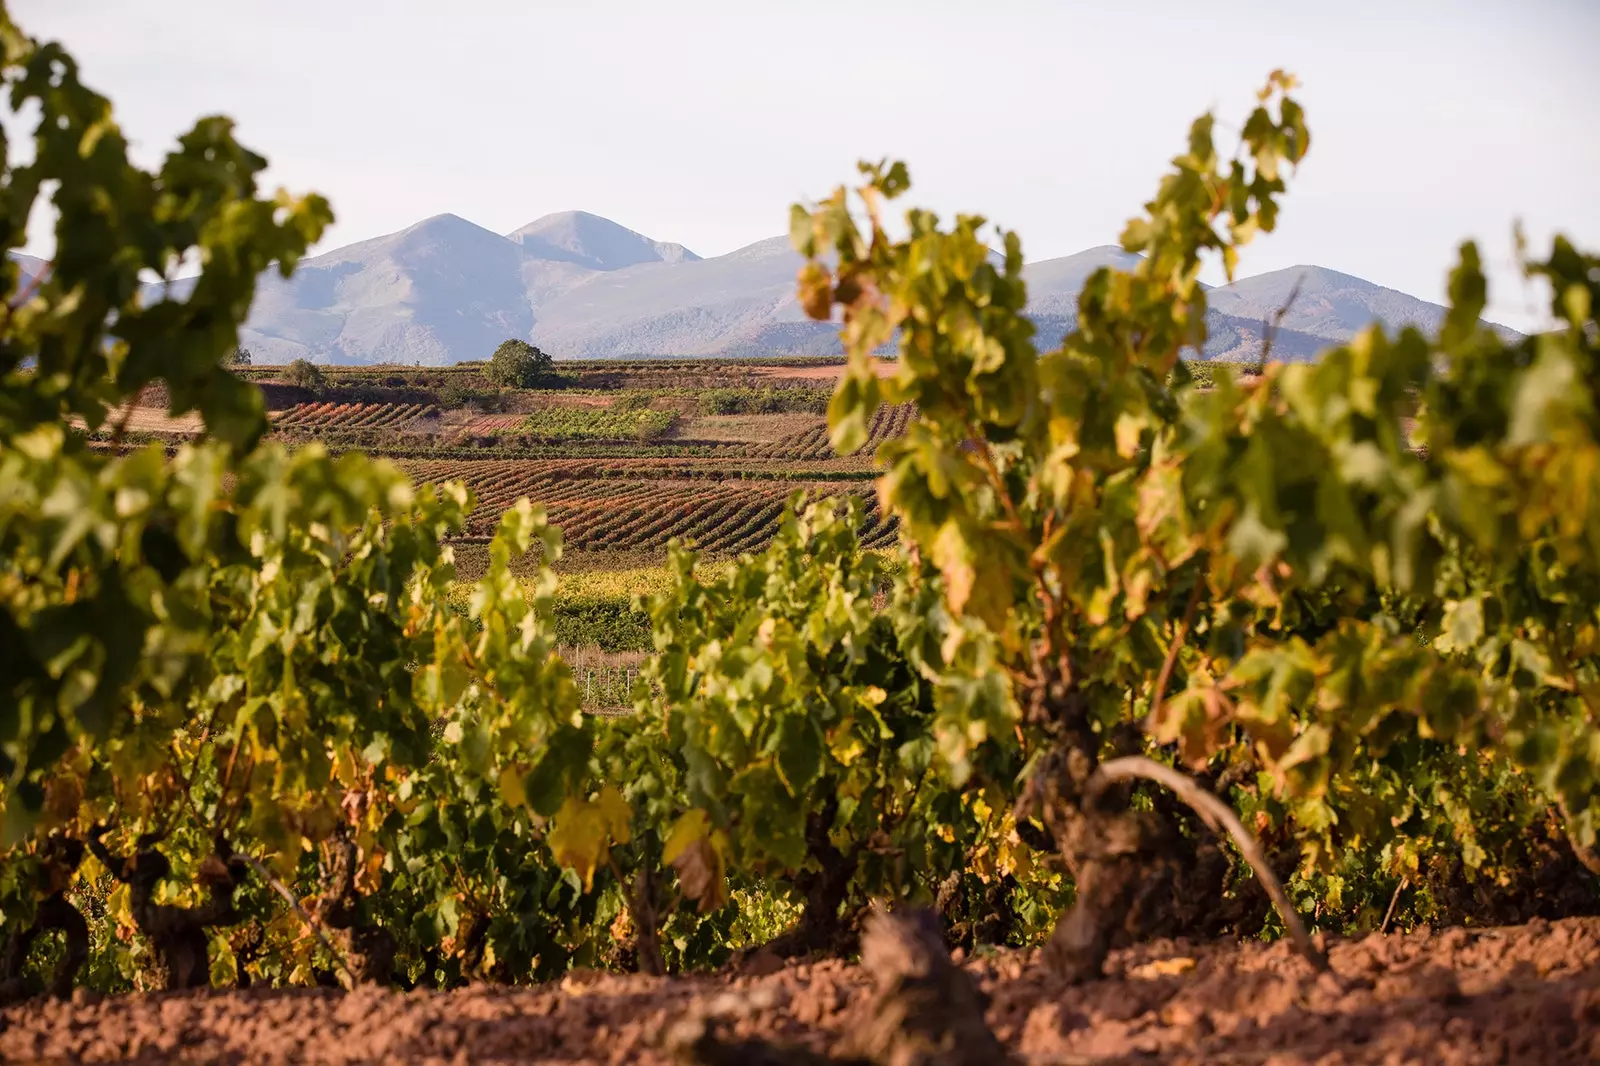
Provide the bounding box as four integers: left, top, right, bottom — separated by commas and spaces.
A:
2, 917, 1594, 1065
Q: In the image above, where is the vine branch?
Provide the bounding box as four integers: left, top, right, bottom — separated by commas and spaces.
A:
236, 854, 354, 982
1085, 755, 1327, 973
1148, 574, 1205, 723
1558, 800, 1600, 877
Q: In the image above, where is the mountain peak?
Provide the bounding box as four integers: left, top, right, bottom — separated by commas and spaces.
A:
505, 210, 700, 271
405, 211, 477, 231
385, 212, 511, 246
1022, 245, 1145, 314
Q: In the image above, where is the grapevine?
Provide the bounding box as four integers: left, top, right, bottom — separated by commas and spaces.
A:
794, 70, 1599, 981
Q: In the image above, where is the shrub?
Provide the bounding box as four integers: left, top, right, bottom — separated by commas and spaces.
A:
487, 338, 555, 389
283, 357, 326, 393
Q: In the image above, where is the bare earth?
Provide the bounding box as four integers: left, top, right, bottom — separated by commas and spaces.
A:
2, 917, 1594, 1065
68, 405, 203, 436
463, 413, 531, 434
750, 359, 898, 382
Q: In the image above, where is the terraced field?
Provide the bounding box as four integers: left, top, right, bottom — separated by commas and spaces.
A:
238, 362, 905, 559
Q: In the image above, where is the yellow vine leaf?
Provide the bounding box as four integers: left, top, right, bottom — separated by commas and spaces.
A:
547, 786, 632, 891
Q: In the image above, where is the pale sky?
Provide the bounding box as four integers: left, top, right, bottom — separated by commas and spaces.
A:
10, 0, 1599, 331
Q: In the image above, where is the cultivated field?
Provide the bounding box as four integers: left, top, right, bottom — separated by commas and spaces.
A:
95, 359, 1274, 572
103, 357, 911, 564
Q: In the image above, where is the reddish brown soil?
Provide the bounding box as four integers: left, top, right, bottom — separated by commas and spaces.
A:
750, 359, 897, 382
3, 918, 1595, 1065
463, 413, 532, 434
67, 404, 203, 436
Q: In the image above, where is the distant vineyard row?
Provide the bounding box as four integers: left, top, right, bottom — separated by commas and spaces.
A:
742, 403, 915, 460
390, 457, 875, 483
258, 403, 918, 462
273, 401, 439, 430
396, 458, 897, 553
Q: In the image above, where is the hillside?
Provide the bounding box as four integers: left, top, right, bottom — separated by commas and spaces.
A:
1022, 245, 1145, 317
241, 213, 540, 365
1207, 264, 1523, 345
524, 235, 830, 357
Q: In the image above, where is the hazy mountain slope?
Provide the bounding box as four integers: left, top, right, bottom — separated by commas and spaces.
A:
241, 213, 554, 365
527, 235, 819, 357
1205, 264, 1519, 344
1022, 246, 1145, 316
157, 206, 1521, 365
1024, 308, 1329, 362
1028, 259, 1518, 361
236, 211, 709, 364
1197, 311, 1346, 362
505, 210, 700, 270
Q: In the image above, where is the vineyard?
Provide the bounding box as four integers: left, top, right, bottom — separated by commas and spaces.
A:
518, 405, 679, 441
395, 457, 898, 551
2, 9, 1598, 1066
744, 402, 915, 460
273, 401, 439, 430
261, 392, 905, 559
230, 360, 900, 562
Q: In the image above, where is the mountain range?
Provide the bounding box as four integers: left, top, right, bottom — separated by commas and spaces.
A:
13, 212, 1516, 364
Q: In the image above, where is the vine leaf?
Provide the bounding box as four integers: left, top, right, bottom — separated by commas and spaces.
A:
663, 809, 729, 913
547, 786, 632, 892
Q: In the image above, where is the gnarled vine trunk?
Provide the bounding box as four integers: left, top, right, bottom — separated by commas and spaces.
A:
318, 830, 397, 986
1020, 659, 1329, 981
630, 863, 667, 977
760, 793, 859, 959
1019, 662, 1194, 983
86, 831, 248, 991
0, 837, 89, 1005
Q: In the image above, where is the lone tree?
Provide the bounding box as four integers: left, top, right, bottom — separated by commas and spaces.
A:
228, 345, 252, 367
487, 338, 553, 389
284, 357, 326, 394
